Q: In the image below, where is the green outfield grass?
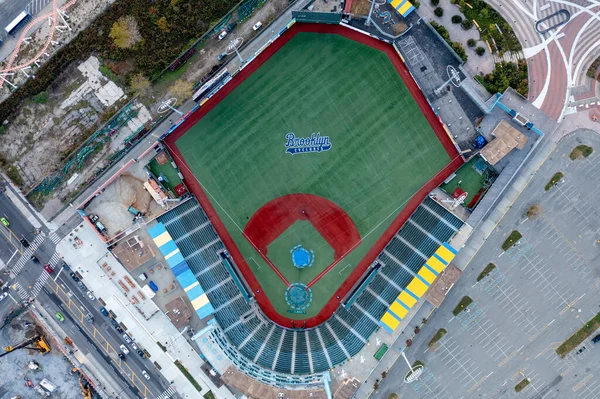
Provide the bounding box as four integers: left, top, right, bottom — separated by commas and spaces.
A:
176, 32, 450, 318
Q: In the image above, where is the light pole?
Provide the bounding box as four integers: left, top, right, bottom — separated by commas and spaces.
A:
227, 37, 245, 64
401, 351, 423, 383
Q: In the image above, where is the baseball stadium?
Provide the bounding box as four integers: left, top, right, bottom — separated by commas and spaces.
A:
157, 22, 466, 378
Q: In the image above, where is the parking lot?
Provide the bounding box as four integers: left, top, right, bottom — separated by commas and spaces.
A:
374, 129, 600, 398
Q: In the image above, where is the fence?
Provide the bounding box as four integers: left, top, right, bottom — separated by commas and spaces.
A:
292, 10, 342, 23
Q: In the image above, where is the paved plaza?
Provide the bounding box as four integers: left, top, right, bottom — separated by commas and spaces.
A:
373, 129, 600, 398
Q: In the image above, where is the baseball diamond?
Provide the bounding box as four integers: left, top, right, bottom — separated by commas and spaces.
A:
164, 23, 462, 327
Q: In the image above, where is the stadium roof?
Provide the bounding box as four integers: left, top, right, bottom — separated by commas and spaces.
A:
480, 120, 528, 165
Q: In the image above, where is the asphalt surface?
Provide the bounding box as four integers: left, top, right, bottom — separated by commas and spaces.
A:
373, 130, 600, 399
0, 181, 170, 398
0, 0, 31, 40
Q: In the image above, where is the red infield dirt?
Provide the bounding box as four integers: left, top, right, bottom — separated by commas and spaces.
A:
163, 22, 463, 328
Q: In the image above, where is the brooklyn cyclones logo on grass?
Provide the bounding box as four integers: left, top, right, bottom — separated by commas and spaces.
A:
285, 132, 332, 155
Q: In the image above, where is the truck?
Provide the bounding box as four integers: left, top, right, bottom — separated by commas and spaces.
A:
39, 379, 56, 393
148, 281, 158, 292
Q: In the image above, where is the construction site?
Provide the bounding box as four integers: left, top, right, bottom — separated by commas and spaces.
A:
0, 303, 95, 399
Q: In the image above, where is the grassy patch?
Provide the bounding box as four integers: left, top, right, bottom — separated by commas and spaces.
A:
570, 145, 594, 160
502, 230, 522, 251
477, 263, 496, 282
476, 60, 528, 97
204, 391, 215, 399
374, 344, 389, 360
545, 172, 564, 191
405, 360, 424, 380
428, 328, 448, 347
556, 312, 600, 358
452, 296, 473, 316
157, 341, 167, 352
174, 360, 202, 392
32, 91, 49, 104
387, 395, 398, 399
515, 378, 530, 392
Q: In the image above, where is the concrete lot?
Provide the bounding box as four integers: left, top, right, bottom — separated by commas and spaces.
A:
373, 129, 600, 398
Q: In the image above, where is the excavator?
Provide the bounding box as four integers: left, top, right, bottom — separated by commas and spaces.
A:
0, 335, 51, 358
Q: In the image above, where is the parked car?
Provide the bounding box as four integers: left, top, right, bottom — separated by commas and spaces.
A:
118, 352, 125, 360
148, 281, 158, 292
56, 312, 65, 322
116, 326, 124, 333
592, 334, 600, 344
20, 238, 30, 247
217, 52, 227, 62
43, 264, 53, 274
131, 342, 138, 351
70, 272, 79, 282
119, 344, 130, 355
100, 307, 109, 317
31, 255, 40, 264
1, 217, 9, 227
62, 261, 70, 270
226, 22, 237, 32
85, 314, 94, 323
142, 370, 151, 380
77, 281, 87, 291
218, 30, 228, 40
86, 291, 96, 301
0, 292, 9, 302
122, 334, 132, 344
137, 349, 146, 358
253, 21, 263, 31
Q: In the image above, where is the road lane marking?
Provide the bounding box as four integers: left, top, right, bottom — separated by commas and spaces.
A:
7, 249, 19, 263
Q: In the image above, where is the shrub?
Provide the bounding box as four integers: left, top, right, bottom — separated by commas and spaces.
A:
451, 41, 468, 62
477, 60, 528, 97
475, 46, 486, 56
428, 328, 447, 347
467, 38, 476, 47
461, 19, 474, 30
434, 7, 444, 17
477, 263, 496, 281
0, 125, 7, 135
174, 360, 202, 392
431, 0, 439, 5
32, 91, 49, 104
515, 378, 530, 392
452, 296, 472, 316
586, 56, 600, 79
430, 21, 450, 41
502, 230, 522, 251
556, 312, 600, 357
413, 0, 420, 8
451, 15, 463, 23
545, 172, 564, 191
6, 165, 24, 187
570, 144, 594, 160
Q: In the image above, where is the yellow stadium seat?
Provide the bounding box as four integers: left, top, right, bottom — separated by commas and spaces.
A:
436, 245, 455, 263
426, 256, 446, 273
406, 278, 428, 298
381, 311, 400, 330
399, 1, 412, 15
389, 300, 409, 319
418, 266, 437, 284
398, 290, 417, 307
390, 0, 403, 8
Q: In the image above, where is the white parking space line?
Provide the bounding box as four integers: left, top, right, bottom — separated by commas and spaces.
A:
578, 380, 600, 398
478, 268, 542, 335
435, 337, 484, 390
410, 368, 454, 399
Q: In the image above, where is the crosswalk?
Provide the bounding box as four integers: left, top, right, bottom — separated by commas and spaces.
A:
31, 270, 51, 298
25, 0, 52, 16
14, 282, 30, 301
49, 232, 61, 244
10, 235, 45, 275
155, 385, 178, 399
48, 252, 62, 267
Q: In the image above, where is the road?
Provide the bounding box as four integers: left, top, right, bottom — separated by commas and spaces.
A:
0, 183, 172, 398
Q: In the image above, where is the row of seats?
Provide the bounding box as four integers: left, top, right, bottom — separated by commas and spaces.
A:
158, 196, 464, 376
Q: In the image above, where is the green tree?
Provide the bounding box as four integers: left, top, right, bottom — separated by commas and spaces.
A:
169, 79, 193, 101
129, 73, 151, 95
156, 16, 170, 33
434, 7, 444, 17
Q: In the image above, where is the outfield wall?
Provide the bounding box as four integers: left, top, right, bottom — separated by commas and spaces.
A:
161, 22, 464, 328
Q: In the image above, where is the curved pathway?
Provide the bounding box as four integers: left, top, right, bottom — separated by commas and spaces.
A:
0, 0, 77, 89
487, 0, 600, 121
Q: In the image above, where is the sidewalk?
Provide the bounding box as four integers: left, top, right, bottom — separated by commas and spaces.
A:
56, 222, 235, 399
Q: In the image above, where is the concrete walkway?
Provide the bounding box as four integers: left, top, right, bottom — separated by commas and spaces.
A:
417, 1, 495, 76
56, 223, 235, 399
